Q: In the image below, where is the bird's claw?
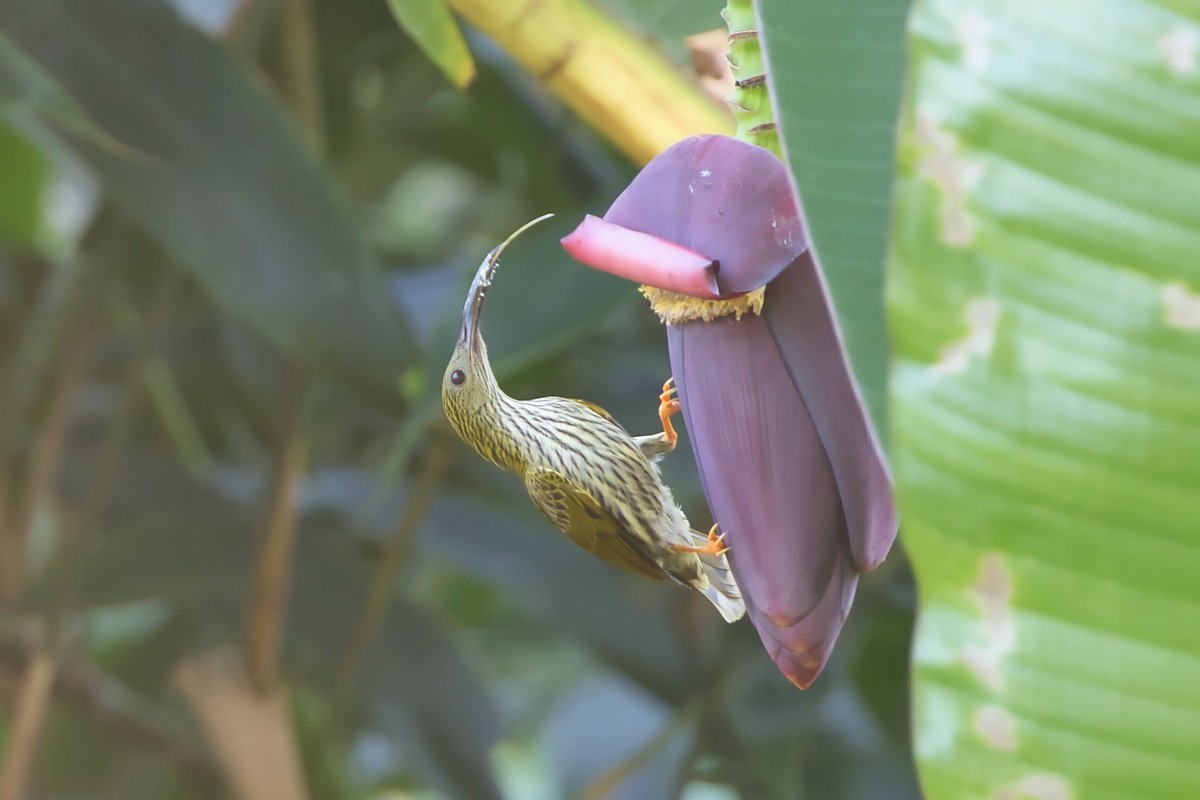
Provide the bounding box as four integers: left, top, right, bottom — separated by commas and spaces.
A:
658, 377, 680, 447
671, 523, 731, 557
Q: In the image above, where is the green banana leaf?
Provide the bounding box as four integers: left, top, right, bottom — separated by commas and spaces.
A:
887, 1, 1200, 797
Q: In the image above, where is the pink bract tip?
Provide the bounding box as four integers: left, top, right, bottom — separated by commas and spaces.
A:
561, 215, 722, 299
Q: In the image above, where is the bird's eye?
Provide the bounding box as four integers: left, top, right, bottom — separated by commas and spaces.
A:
450, 369, 466, 386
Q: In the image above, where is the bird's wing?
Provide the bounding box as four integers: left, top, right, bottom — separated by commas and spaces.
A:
524, 466, 665, 581
573, 398, 671, 463
571, 399, 628, 432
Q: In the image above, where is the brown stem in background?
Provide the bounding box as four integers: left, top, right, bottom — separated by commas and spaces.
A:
243, 366, 308, 695
0, 256, 89, 462
0, 628, 216, 781
0, 247, 97, 603
224, 0, 277, 47
280, 0, 325, 151
49, 276, 178, 637
0, 472, 9, 595
0, 277, 176, 798
0, 650, 56, 800
0, 315, 88, 792
12, 326, 88, 550
240, 0, 320, 699
175, 649, 310, 800
0, 324, 89, 603
49, 368, 137, 632
330, 446, 450, 719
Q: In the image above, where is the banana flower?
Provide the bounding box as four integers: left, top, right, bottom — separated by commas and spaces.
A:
562, 134, 897, 688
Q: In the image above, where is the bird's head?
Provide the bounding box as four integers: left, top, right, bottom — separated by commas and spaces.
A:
443, 214, 553, 426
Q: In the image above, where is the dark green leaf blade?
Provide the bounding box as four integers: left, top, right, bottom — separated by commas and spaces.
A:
754, 0, 910, 436
0, 30, 137, 157
543, 675, 695, 799
0, 0, 417, 406
363, 602, 502, 800
421, 485, 705, 704
69, 456, 506, 799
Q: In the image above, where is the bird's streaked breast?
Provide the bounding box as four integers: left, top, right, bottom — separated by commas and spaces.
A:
511, 398, 669, 540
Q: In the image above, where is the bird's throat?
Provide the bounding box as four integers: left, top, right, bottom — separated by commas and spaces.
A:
449, 381, 527, 475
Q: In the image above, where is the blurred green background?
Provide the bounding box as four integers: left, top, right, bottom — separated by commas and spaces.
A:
0, 0, 919, 797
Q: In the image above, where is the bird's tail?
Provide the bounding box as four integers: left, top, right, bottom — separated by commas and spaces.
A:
684, 528, 746, 623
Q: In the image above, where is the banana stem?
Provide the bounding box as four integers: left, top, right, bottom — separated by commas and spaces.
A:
724, 0, 781, 158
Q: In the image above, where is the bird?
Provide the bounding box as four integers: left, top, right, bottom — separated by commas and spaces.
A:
441, 215, 745, 622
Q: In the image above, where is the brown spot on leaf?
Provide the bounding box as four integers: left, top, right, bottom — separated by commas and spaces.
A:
915, 111, 980, 247
538, 43, 577, 82
973, 552, 1013, 641
961, 645, 1005, 692
1163, 282, 1200, 330
1158, 28, 1197, 75
989, 773, 1073, 800
957, 10, 992, 72
936, 298, 1000, 373
973, 705, 1017, 751
959, 553, 1015, 690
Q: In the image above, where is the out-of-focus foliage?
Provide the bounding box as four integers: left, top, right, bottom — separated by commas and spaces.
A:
889, 0, 1200, 798
3, 0, 418, 407
0, 122, 46, 250
598, 0, 726, 57
0, 0, 917, 798
385, 0, 475, 88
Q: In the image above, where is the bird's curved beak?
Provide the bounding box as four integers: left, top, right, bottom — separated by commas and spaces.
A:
458, 213, 554, 356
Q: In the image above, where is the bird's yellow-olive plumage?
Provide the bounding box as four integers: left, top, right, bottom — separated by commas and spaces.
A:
442, 216, 744, 621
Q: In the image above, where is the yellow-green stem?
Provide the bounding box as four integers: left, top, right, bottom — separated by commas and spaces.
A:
724, 0, 780, 158
446, 0, 731, 164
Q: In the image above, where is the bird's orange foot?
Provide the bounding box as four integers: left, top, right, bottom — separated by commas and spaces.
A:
671, 524, 731, 557
658, 377, 681, 447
